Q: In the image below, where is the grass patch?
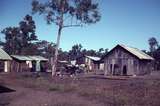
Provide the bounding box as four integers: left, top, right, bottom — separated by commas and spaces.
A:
78, 89, 129, 106
49, 84, 77, 93
49, 85, 61, 91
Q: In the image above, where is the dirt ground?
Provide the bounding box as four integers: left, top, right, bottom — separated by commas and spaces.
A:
0, 72, 160, 106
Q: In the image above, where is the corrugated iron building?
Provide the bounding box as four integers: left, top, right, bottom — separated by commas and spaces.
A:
103, 44, 154, 76
76, 55, 105, 73
11, 55, 48, 72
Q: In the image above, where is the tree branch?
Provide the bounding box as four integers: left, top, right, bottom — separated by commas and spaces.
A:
63, 24, 82, 28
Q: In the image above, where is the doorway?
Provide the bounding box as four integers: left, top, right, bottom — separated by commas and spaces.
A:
110, 64, 112, 74
113, 64, 120, 75
123, 65, 127, 75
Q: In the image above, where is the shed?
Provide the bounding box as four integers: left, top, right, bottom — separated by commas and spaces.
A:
0, 48, 12, 72
103, 44, 154, 76
85, 55, 100, 70
11, 55, 48, 72
78, 55, 104, 73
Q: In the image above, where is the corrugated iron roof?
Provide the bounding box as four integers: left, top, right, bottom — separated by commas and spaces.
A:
0, 48, 12, 60
85, 55, 101, 61
11, 55, 48, 61
11, 55, 33, 61
119, 44, 154, 60
28, 56, 48, 61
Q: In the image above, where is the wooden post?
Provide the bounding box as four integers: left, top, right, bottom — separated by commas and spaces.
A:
4, 61, 8, 72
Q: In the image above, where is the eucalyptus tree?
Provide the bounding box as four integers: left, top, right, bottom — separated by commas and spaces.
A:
31, 0, 101, 76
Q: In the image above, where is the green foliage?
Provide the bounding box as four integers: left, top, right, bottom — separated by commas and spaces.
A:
68, 44, 82, 60
35, 40, 56, 58
152, 46, 160, 70
58, 49, 69, 61
32, 0, 101, 26
148, 37, 158, 53
148, 37, 160, 70
67, 44, 108, 64
1, 15, 37, 55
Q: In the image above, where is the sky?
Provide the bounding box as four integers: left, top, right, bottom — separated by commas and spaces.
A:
0, 0, 160, 51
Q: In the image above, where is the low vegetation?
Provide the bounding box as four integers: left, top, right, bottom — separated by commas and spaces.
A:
0, 72, 160, 106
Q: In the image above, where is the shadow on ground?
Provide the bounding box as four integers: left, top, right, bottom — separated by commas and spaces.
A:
0, 85, 15, 93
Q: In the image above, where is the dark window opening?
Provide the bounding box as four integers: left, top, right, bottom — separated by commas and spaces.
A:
110, 64, 112, 74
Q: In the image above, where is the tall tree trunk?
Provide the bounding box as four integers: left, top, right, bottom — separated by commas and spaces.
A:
51, 1, 65, 76
52, 26, 62, 76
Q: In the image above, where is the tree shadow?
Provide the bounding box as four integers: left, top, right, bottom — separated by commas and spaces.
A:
0, 85, 15, 93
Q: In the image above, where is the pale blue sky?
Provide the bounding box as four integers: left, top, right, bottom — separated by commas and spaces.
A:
0, 0, 160, 51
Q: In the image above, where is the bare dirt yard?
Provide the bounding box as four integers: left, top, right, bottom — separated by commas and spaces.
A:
0, 72, 160, 106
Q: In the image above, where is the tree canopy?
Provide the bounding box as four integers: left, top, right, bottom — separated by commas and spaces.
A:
32, 0, 101, 26
148, 37, 159, 53
1, 15, 37, 55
